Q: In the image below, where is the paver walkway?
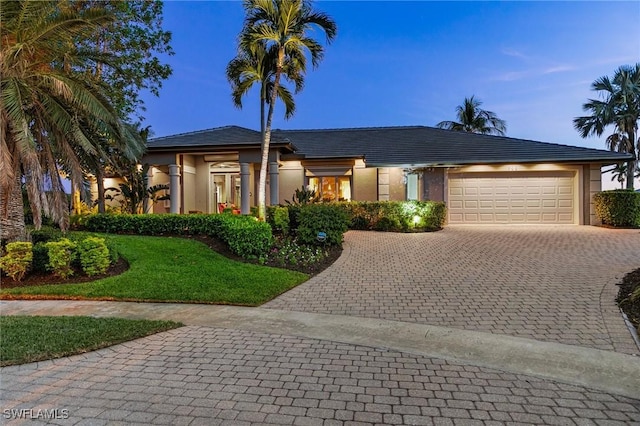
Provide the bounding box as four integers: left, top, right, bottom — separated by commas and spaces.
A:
2, 319, 640, 425
265, 226, 640, 354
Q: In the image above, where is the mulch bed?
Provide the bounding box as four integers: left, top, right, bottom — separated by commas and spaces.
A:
2, 235, 342, 289
617, 267, 640, 331
1, 258, 129, 289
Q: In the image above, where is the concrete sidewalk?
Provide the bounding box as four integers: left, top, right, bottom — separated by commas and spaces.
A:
2, 300, 639, 400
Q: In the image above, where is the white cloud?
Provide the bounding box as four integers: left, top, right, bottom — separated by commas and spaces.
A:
543, 65, 575, 74
501, 47, 529, 61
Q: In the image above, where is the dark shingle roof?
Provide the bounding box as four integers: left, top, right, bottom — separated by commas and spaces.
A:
147, 125, 633, 165
274, 126, 632, 166
148, 125, 290, 150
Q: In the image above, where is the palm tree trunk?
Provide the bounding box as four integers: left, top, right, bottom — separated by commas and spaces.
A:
627, 128, 636, 190
96, 168, 106, 213
0, 176, 26, 242
626, 159, 635, 190
259, 56, 283, 220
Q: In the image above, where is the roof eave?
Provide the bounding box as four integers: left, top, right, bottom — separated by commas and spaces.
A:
146, 141, 295, 154
365, 155, 635, 168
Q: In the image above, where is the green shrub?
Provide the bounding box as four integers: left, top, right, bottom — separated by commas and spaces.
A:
594, 190, 640, 228
84, 213, 270, 260
296, 204, 349, 246
271, 206, 290, 235
69, 214, 91, 230
45, 238, 77, 279
373, 216, 402, 232
335, 201, 447, 232
85, 214, 225, 236
29, 226, 64, 244
77, 237, 111, 276
0, 242, 33, 281
218, 216, 273, 259
287, 205, 302, 231
31, 242, 51, 274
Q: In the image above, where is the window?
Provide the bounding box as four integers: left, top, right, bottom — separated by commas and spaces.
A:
308, 176, 351, 202
406, 173, 419, 200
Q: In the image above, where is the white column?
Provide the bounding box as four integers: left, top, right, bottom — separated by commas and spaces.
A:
169, 164, 181, 214
269, 161, 279, 206
240, 162, 250, 215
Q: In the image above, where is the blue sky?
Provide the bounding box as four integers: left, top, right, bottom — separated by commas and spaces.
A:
141, 1, 639, 186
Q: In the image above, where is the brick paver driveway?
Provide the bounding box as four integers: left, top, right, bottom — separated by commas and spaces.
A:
265, 226, 640, 353
3, 326, 639, 425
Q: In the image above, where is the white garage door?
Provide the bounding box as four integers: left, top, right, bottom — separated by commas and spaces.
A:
448, 171, 576, 224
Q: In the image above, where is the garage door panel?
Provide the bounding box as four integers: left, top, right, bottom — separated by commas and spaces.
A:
558, 213, 573, 222
450, 187, 463, 196
448, 171, 575, 224
510, 199, 525, 208
479, 200, 494, 209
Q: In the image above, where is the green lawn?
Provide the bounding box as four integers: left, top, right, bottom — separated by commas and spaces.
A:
0, 316, 182, 366
0, 234, 308, 305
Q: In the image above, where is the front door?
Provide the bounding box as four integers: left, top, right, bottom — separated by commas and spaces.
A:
210, 172, 241, 213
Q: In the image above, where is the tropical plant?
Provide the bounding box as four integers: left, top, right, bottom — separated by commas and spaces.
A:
0, 1, 149, 242
236, 0, 337, 220
574, 64, 640, 190
285, 186, 320, 205
436, 96, 507, 136
104, 163, 169, 214
227, 42, 302, 136
604, 163, 628, 189
68, 1, 173, 212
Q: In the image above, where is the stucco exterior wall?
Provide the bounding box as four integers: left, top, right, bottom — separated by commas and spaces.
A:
589, 164, 602, 225
182, 155, 197, 213
353, 161, 377, 201
279, 161, 304, 204
388, 168, 406, 201
423, 168, 445, 202
194, 156, 210, 213
149, 166, 169, 214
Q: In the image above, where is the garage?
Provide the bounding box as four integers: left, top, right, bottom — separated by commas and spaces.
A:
447, 171, 576, 224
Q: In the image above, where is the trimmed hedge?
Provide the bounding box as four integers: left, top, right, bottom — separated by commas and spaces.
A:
594, 190, 640, 228
268, 200, 447, 235
337, 201, 447, 232
83, 214, 272, 259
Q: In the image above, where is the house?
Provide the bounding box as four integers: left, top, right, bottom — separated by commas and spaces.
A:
137, 125, 632, 225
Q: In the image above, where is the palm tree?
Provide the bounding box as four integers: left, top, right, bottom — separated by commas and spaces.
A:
237, 0, 336, 220
0, 1, 136, 241
603, 163, 628, 189
436, 96, 507, 136
227, 43, 302, 136
574, 64, 640, 190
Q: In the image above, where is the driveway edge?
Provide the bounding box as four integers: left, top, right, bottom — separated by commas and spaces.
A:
2, 300, 639, 399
